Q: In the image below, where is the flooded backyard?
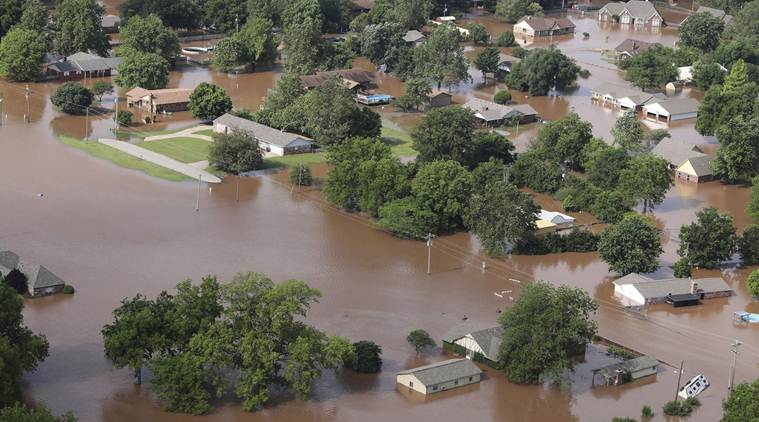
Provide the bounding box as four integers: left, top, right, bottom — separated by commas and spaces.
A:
1, 10, 757, 422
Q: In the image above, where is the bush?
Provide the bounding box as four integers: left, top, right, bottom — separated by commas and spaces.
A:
564, 229, 599, 252
348, 340, 382, 373
289, 164, 313, 186
116, 110, 133, 126
62, 284, 75, 294
582, 32, 590, 39
592, 190, 631, 223
663, 400, 695, 417
494, 90, 512, 104
747, 269, 759, 297
579, 68, 591, 78
513, 229, 598, 255
606, 345, 635, 360
674, 257, 692, 278
557, 176, 599, 212
511, 46, 528, 58
209, 130, 263, 173
611, 418, 637, 422
684, 396, 700, 407
3, 269, 28, 295
509, 152, 563, 194
739, 224, 759, 265
641, 405, 653, 418
51, 82, 93, 115
497, 31, 515, 47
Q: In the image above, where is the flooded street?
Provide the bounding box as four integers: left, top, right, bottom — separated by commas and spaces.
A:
1, 10, 758, 422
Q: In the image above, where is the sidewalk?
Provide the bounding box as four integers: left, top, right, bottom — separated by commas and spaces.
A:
143, 125, 213, 142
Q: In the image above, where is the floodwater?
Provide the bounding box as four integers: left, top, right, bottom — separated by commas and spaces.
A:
1, 10, 758, 422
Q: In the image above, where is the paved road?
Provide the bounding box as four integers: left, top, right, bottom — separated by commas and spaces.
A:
98, 138, 222, 183
143, 125, 213, 142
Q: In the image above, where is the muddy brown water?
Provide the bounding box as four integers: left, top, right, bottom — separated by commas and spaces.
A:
1, 12, 757, 422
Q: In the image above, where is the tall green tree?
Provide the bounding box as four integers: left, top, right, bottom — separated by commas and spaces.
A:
202, 0, 247, 33
19, 0, 49, 34
236, 17, 278, 67
0, 27, 46, 81
611, 109, 644, 151
394, 76, 431, 111
692, 58, 727, 90
618, 153, 673, 214
467, 23, 489, 45
324, 138, 393, 209
0, 283, 50, 407
360, 22, 404, 65
209, 130, 264, 174
585, 147, 629, 190
415, 24, 470, 89
509, 150, 563, 193
678, 12, 725, 52
0, 404, 76, 422
283, 0, 324, 74
411, 106, 475, 163
464, 131, 515, 169
53, 0, 110, 56
533, 112, 593, 170
377, 197, 438, 239
696, 60, 758, 136
355, 158, 410, 217
724, 0, 759, 45
474, 46, 500, 78
496, 0, 529, 23
747, 270, 759, 297
348, 341, 382, 373
749, 176, 759, 222
0, 0, 23, 38
119, 0, 201, 29
253, 73, 306, 126
465, 180, 539, 255
412, 160, 473, 232
50, 82, 94, 115
115, 51, 170, 89
498, 282, 597, 384
211, 37, 248, 71
620, 46, 679, 91
738, 224, 759, 265
721, 378, 759, 422
678, 207, 737, 269
598, 214, 662, 275
506, 47, 580, 95
118, 14, 180, 63
713, 115, 759, 183
189, 82, 233, 121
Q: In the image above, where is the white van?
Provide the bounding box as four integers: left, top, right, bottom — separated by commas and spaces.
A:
678, 374, 710, 399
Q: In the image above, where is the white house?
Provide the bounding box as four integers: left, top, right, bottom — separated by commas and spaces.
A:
613, 273, 733, 307
591, 82, 664, 110
442, 324, 504, 365
512, 15, 575, 39
396, 358, 482, 395
538, 210, 576, 229
598, 0, 663, 27
212, 113, 314, 156
642, 97, 700, 122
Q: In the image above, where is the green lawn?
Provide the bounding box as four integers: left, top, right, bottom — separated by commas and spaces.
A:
381, 126, 417, 157
138, 138, 212, 163
261, 152, 327, 169
195, 129, 215, 137
59, 136, 189, 182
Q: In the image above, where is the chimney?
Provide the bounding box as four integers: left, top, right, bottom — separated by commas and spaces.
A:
690, 280, 699, 294
633, 41, 638, 50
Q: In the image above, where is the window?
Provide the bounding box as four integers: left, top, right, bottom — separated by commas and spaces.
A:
409, 381, 413, 387
454, 380, 458, 385
469, 377, 473, 381
433, 385, 438, 391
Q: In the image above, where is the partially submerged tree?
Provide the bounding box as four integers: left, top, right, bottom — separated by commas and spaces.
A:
721, 377, 759, 422
118, 14, 180, 63
611, 109, 643, 151
412, 106, 475, 163
619, 46, 678, 91
618, 153, 673, 214
283, 0, 324, 74
415, 24, 470, 89
506, 47, 580, 95
496, 0, 529, 23
348, 340, 383, 373
188, 82, 233, 121
406, 329, 436, 354
115, 51, 170, 89
678, 207, 737, 269
598, 214, 663, 275
209, 130, 264, 174
50, 82, 93, 115
91, 81, 114, 102
474, 46, 501, 78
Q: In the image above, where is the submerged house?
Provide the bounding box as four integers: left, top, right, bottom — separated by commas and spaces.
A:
442, 323, 504, 367
512, 16, 575, 40
642, 97, 700, 122
676, 155, 715, 183
299, 69, 375, 92
613, 39, 660, 62
213, 113, 314, 156
0, 250, 20, 276
17, 261, 66, 296
45, 52, 122, 81
613, 273, 733, 307
598, 0, 663, 27
396, 358, 483, 395
424, 89, 452, 109
591, 82, 664, 110
538, 210, 576, 230
125, 87, 193, 113
650, 137, 705, 169
592, 355, 659, 386
463, 98, 538, 126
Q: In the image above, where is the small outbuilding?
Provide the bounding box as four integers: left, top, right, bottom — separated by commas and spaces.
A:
538, 210, 576, 229
101, 15, 122, 33
424, 89, 452, 109
592, 355, 659, 386
676, 155, 715, 183
642, 98, 700, 122
403, 30, 427, 47
396, 358, 482, 395
213, 113, 314, 156
613, 273, 733, 307
442, 323, 504, 367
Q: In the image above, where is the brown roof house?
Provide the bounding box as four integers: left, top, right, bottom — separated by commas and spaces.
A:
396, 358, 483, 395
463, 97, 538, 126
424, 89, 452, 109
614, 39, 661, 62
299, 69, 375, 92
512, 16, 575, 40
598, 0, 663, 27
126, 87, 193, 113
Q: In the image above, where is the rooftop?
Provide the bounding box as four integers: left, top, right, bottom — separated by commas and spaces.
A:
299, 69, 374, 89
47, 52, 122, 73
397, 358, 482, 386
613, 274, 732, 299
516, 15, 575, 31
614, 39, 660, 56
538, 209, 575, 223
647, 97, 701, 115
650, 138, 705, 167
403, 30, 426, 43
125, 88, 192, 105
0, 250, 20, 273
213, 113, 313, 148
594, 355, 659, 378
696, 6, 732, 23
17, 260, 66, 289
463, 98, 537, 122
680, 155, 714, 177
600, 0, 660, 19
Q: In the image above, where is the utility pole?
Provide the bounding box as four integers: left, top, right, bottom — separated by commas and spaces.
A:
196, 174, 202, 211
235, 14, 239, 33
235, 174, 240, 202
674, 360, 684, 401
729, 339, 742, 391
114, 96, 119, 129
24, 84, 30, 123
0, 93, 4, 127
85, 107, 89, 140
425, 233, 435, 275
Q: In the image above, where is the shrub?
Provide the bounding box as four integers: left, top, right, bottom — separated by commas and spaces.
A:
497, 31, 515, 47
511, 46, 528, 58
684, 396, 700, 407
348, 340, 382, 373
51, 82, 93, 115
747, 269, 759, 297
62, 284, 75, 294
513, 229, 598, 255
494, 90, 512, 104
564, 229, 599, 252
556, 176, 599, 212
592, 190, 631, 223
289, 164, 313, 186
641, 405, 653, 418
674, 257, 692, 278
3, 269, 28, 295
738, 224, 759, 265
209, 130, 263, 174
582, 32, 590, 39
606, 345, 635, 360
579, 68, 591, 78
663, 400, 694, 417
116, 110, 133, 126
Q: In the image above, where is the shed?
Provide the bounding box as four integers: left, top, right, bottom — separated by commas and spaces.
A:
592, 355, 659, 386
642, 98, 700, 122
213, 113, 314, 156
17, 260, 66, 296
441, 323, 504, 366
676, 155, 714, 183
613, 273, 733, 307
403, 30, 426, 47
650, 138, 705, 169
101, 15, 122, 32
425, 89, 452, 109
396, 358, 482, 395
538, 210, 575, 229
0, 250, 20, 276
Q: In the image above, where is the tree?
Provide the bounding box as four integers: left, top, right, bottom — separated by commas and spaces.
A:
149, 351, 213, 415
355, 158, 410, 217
377, 197, 437, 239
0, 27, 46, 82
289, 164, 313, 186
506, 47, 580, 95
118, 14, 180, 63
201, 0, 247, 33
324, 138, 393, 209
678, 12, 725, 52
474, 46, 500, 78
465, 180, 539, 255
496, 31, 515, 47
533, 112, 593, 171
54, 0, 110, 56
497, 282, 597, 384
393, 0, 433, 29
236, 17, 278, 67
496, 0, 529, 23
412, 160, 473, 232
678, 207, 737, 268
19, 0, 49, 34
0, 0, 23, 38
116, 110, 133, 126
592, 190, 633, 223
119, 0, 201, 29
0, 404, 76, 422
349, 340, 382, 373
51, 82, 93, 115
713, 115, 759, 183
412, 106, 475, 163
406, 329, 435, 354
360, 22, 404, 65
248, 0, 287, 25
747, 270, 759, 297
208, 130, 264, 174
722, 378, 759, 422
393, 76, 431, 110
692, 59, 727, 90
586, 147, 629, 190
0, 283, 50, 406
598, 214, 663, 275
618, 153, 673, 213
283, 0, 324, 74
189, 82, 233, 121
740, 225, 759, 265
696, 60, 758, 136
91, 81, 113, 102
463, 131, 515, 169
724, 0, 759, 43
415, 24, 470, 89
750, 176, 759, 221
620, 46, 678, 91
611, 109, 643, 151
467, 23, 489, 44
509, 151, 563, 194
212, 37, 247, 71
494, 90, 512, 104
115, 51, 170, 89
4, 269, 28, 295
527, 1, 543, 15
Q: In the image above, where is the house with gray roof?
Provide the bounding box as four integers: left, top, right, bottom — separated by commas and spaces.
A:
442, 323, 504, 366
213, 113, 314, 156
396, 358, 482, 395
676, 155, 715, 183
613, 39, 660, 62
591, 82, 664, 110
45, 52, 122, 81
592, 355, 659, 386
101, 15, 122, 33
16, 260, 66, 296
613, 273, 733, 307
642, 97, 700, 122
0, 250, 20, 276
463, 98, 538, 126
598, 1, 663, 27
650, 137, 705, 168
403, 30, 426, 47
497, 53, 521, 74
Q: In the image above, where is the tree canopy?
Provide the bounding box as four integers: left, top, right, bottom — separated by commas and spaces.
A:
51, 82, 93, 115
348, 340, 383, 373
189, 82, 233, 121
474, 46, 501, 77
678, 12, 725, 52
412, 106, 475, 164
496, 0, 529, 23
119, 0, 201, 29
0, 27, 46, 81
618, 153, 673, 214
678, 207, 737, 269
532, 112, 593, 171
696, 60, 759, 137
506, 47, 580, 95
620, 46, 679, 90
412, 160, 474, 232
611, 110, 643, 151
283, 0, 324, 74
54, 0, 110, 56
118, 14, 180, 63
115, 51, 170, 89
598, 214, 663, 275
209, 130, 264, 174
406, 329, 436, 353
497, 282, 597, 384
712, 115, 759, 183
0, 404, 76, 422
414, 24, 470, 89
721, 378, 759, 422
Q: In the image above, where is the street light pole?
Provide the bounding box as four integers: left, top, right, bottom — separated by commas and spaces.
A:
729, 340, 742, 391
425, 233, 435, 275
196, 174, 202, 211
674, 360, 684, 401
24, 84, 30, 123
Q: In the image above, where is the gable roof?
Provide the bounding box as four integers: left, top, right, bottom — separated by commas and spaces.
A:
102, 14, 122, 28
591, 82, 662, 105
613, 273, 732, 299
614, 39, 660, 56
600, 0, 661, 20
397, 358, 482, 386
0, 250, 20, 274
463, 98, 537, 122
646, 97, 700, 115
650, 138, 705, 166
595, 355, 659, 378
427, 88, 451, 99
538, 210, 576, 224
679, 155, 714, 177
442, 323, 504, 361
516, 15, 575, 31
497, 53, 522, 64
213, 113, 313, 148
17, 261, 66, 290
403, 30, 426, 42
48, 52, 122, 73
125, 88, 192, 105
299, 69, 374, 89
